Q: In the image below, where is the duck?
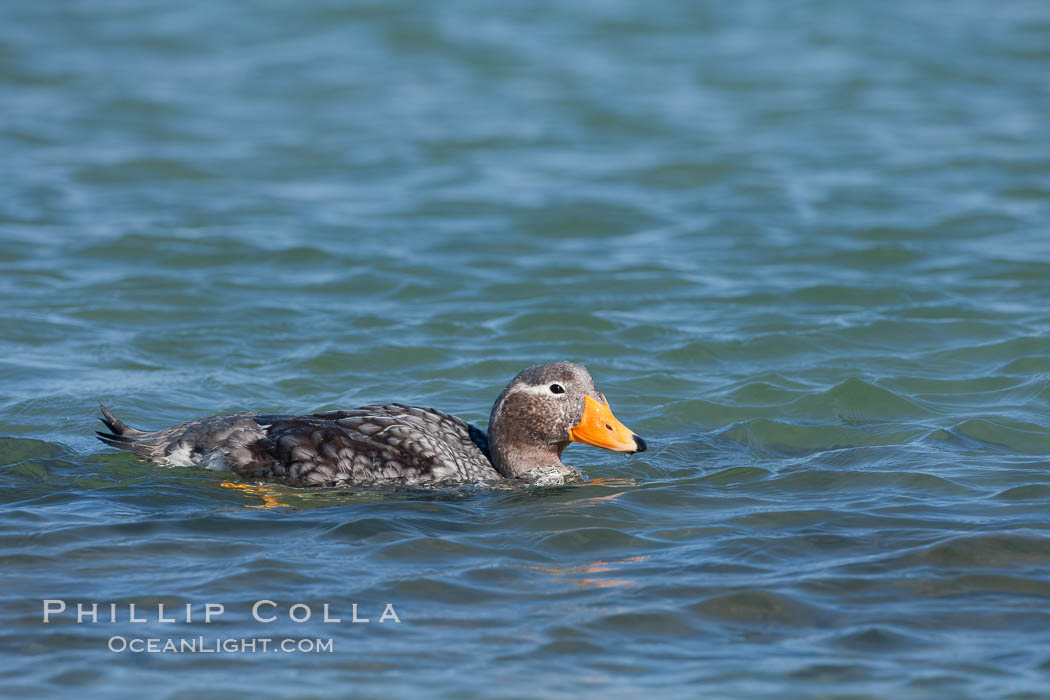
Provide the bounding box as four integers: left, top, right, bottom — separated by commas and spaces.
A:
96, 362, 647, 486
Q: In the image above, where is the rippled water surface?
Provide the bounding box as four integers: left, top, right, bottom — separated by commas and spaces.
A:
3, 1, 1050, 697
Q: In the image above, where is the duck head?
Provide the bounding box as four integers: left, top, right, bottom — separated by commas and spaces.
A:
487, 362, 647, 478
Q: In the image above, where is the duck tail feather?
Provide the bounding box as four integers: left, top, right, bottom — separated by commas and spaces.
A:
95, 431, 129, 448
96, 403, 150, 452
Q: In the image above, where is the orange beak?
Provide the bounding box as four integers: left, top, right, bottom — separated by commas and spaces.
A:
568, 395, 646, 454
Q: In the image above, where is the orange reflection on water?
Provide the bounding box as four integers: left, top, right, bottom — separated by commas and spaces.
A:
219, 481, 291, 509
571, 578, 634, 588
529, 555, 649, 589
573, 476, 638, 505
584, 477, 638, 487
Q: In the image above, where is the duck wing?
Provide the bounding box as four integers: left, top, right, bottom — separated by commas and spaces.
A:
98, 403, 496, 485
255, 404, 495, 484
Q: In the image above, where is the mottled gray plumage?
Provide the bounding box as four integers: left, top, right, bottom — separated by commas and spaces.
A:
96, 362, 644, 486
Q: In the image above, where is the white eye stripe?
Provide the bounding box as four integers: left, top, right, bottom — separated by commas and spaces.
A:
504, 383, 565, 398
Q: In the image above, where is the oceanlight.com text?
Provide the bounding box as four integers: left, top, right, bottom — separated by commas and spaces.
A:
108, 636, 334, 653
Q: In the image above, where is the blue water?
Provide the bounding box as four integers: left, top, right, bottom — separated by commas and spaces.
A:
2, 1, 1050, 697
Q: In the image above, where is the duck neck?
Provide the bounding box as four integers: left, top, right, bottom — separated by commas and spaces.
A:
489, 436, 566, 478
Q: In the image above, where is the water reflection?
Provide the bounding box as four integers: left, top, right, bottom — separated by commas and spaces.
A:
528, 555, 649, 589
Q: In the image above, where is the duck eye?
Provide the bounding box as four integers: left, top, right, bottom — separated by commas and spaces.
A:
549, 383, 565, 395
